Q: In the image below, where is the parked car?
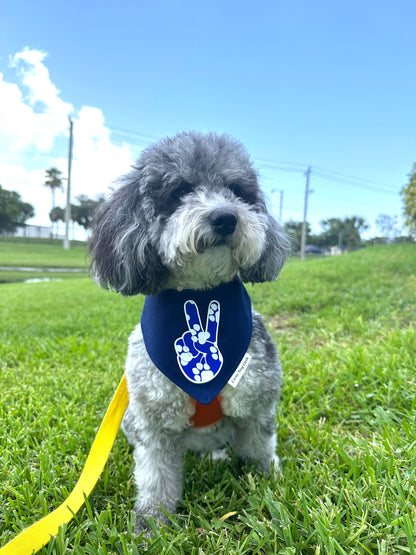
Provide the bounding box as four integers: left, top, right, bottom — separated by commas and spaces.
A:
304, 244, 325, 254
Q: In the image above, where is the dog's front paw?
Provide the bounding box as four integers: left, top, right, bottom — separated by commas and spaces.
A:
134, 515, 153, 537
134, 510, 171, 537
257, 454, 282, 477
211, 448, 230, 461
270, 455, 283, 478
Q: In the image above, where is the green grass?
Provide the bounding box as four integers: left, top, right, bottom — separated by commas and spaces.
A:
1, 244, 416, 553
0, 238, 88, 283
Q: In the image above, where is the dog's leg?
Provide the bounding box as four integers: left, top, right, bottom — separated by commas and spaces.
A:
132, 433, 184, 534
233, 408, 280, 474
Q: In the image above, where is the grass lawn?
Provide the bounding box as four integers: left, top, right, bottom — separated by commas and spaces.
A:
0, 238, 88, 283
0, 244, 415, 554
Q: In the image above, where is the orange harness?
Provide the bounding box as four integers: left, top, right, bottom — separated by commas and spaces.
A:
191, 395, 224, 428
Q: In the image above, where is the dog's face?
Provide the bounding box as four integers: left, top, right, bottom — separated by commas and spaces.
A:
89, 132, 290, 295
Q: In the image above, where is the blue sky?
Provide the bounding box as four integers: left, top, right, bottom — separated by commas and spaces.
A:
1, 0, 415, 238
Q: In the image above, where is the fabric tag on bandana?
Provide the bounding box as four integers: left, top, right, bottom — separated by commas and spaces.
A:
140, 278, 252, 405
228, 352, 252, 388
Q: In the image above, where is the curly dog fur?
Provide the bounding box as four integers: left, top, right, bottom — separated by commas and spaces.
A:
89, 131, 290, 533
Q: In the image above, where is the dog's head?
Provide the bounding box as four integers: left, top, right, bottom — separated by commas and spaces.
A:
89, 131, 291, 295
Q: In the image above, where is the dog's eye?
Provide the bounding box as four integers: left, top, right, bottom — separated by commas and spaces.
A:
171, 181, 193, 199
229, 182, 257, 203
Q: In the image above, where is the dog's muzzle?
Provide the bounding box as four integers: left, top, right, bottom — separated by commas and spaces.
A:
194, 208, 239, 253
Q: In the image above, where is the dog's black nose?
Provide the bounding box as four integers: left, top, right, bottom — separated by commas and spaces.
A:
209, 209, 238, 236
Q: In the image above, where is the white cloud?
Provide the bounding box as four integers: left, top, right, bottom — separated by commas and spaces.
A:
9, 49, 73, 150
71, 106, 134, 199
0, 47, 139, 234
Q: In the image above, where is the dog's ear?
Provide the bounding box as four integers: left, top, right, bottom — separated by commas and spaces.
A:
88, 180, 169, 296
240, 214, 291, 284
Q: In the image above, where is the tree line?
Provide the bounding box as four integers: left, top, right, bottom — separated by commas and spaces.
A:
49, 195, 105, 232
1, 165, 416, 245
0, 167, 104, 236
0, 185, 34, 234
43, 167, 105, 233
285, 214, 409, 252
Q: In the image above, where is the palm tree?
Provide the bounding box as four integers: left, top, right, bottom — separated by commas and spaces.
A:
44, 168, 63, 236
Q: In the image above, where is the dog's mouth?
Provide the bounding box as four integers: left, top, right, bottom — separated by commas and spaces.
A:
195, 235, 230, 254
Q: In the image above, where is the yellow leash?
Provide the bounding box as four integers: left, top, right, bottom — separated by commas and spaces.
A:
0, 373, 129, 555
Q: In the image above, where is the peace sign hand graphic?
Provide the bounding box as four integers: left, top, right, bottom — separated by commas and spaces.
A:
174, 300, 223, 383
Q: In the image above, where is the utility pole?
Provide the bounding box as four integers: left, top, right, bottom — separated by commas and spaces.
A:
300, 166, 311, 261
63, 118, 73, 250
271, 188, 284, 224
338, 231, 343, 252
279, 189, 283, 224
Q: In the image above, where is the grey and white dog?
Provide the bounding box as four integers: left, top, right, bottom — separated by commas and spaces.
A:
89, 131, 290, 533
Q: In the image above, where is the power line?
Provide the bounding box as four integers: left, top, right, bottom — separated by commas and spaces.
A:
109, 134, 149, 148
313, 171, 399, 195
0, 115, 404, 190
0, 116, 400, 192
0, 117, 402, 198
0, 150, 65, 159
312, 192, 381, 207
0, 115, 67, 131
255, 159, 306, 173
259, 159, 399, 193
105, 124, 157, 142
313, 164, 398, 191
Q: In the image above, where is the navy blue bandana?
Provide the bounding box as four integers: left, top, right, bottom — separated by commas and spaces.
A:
140, 278, 252, 404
